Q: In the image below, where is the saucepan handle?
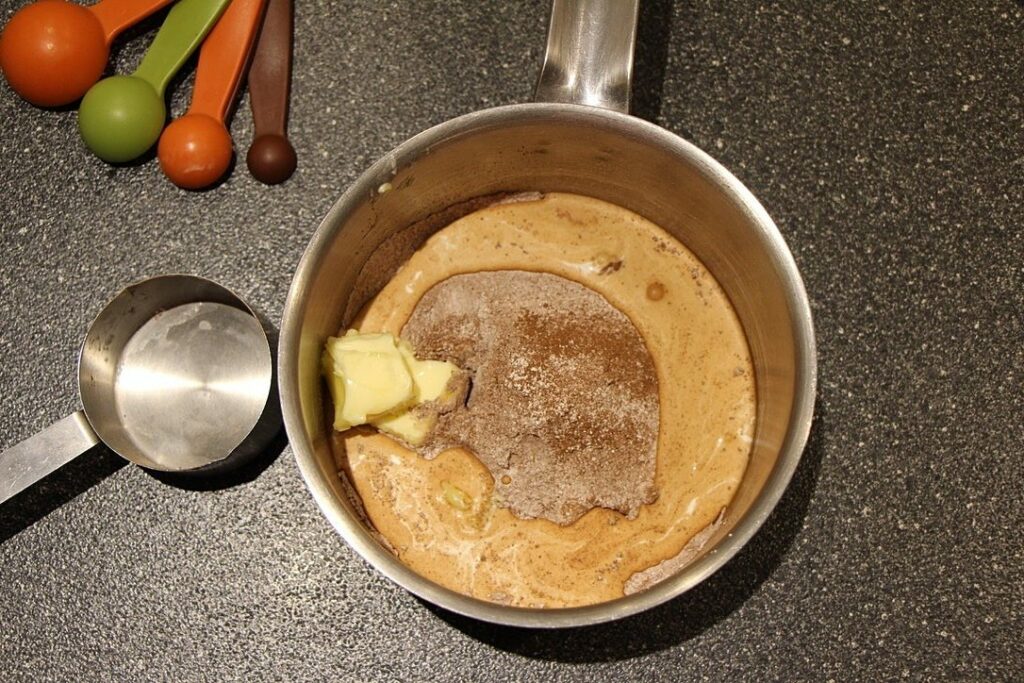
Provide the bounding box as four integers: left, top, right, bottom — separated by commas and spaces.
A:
0, 412, 100, 505
533, 0, 640, 113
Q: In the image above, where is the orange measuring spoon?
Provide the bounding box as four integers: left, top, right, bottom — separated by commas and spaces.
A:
0, 0, 175, 107
157, 0, 267, 189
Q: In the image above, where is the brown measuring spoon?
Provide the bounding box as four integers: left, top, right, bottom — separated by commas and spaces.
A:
245, 0, 296, 184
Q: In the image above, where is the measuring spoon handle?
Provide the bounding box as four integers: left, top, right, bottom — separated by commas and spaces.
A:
90, 0, 177, 43
248, 0, 292, 137
189, 0, 268, 121
134, 0, 233, 96
0, 412, 100, 506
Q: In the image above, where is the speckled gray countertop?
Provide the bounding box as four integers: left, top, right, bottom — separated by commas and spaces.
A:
1, 1, 1021, 680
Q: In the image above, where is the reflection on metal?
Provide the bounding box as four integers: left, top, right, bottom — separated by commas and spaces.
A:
535, 0, 639, 113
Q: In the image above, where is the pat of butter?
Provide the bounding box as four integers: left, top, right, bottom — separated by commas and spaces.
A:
398, 343, 459, 403
441, 480, 472, 511
371, 409, 432, 445
372, 343, 458, 445
322, 331, 459, 444
322, 331, 414, 431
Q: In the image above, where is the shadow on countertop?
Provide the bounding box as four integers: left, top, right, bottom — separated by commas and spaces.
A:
428, 409, 826, 662
0, 444, 128, 545
0, 423, 287, 545
632, 0, 675, 125
144, 424, 287, 492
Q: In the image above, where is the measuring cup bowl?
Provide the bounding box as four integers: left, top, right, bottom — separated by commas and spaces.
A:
279, 0, 816, 627
0, 275, 277, 505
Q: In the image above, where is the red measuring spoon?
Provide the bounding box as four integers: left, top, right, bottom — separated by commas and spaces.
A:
157, 0, 267, 189
245, 0, 295, 185
0, 0, 175, 107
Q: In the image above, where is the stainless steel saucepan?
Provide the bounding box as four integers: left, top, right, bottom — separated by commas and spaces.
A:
280, 0, 816, 627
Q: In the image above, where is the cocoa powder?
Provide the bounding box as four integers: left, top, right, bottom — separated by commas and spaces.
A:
401, 270, 660, 526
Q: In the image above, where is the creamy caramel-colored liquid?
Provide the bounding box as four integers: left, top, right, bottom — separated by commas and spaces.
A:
332, 193, 755, 607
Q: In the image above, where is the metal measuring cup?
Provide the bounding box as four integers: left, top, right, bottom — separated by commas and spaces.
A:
0, 275, 279, 504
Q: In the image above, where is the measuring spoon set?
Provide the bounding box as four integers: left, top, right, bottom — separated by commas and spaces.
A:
0, 0, 296, 188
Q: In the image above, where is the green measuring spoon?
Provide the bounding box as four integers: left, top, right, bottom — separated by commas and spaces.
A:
78, 0, 231, 163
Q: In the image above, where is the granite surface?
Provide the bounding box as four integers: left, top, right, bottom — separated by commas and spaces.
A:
1, 0, 1021, 680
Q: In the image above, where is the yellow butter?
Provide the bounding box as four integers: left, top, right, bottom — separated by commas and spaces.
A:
322, 331, 414, 431
398, 343, 458, 403
322, 331, 459, 443
321, 352, 350, 430
372, 410, 435, 445
372, 343, 458, 445
441, 480, 472, 511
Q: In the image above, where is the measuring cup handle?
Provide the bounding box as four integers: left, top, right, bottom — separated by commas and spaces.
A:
0, 412, 100, 505
533, 0, 639, 113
